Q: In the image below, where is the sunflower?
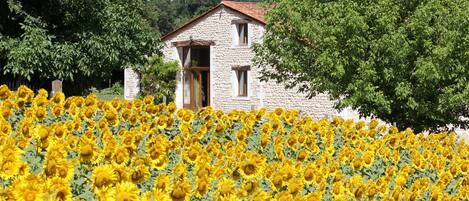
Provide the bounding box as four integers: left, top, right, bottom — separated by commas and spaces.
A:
154, 174, 171, 192
147, 145, 166, 169
0, 138, 22, 180
169, 178, 192, 201
111, 182, 139, 201
351, 156, 362, 171
287, 178, 303, 196
0, 85, 12, 100
16, 85, 34, 101
83, 106, 96, 122
0, 121, 11, 136
241, 179, 258, 196
19, 118, 34, 138
331, 181, 344, 198
155, 157, 169, 171
302, 165, 315, 184
279, 162, 296, 181
33, 106, 47, 122
216, 178, 236, 198
130, 165, 150, 184
238, 153, 265, 179
143, 189, 170, 201
113, 164, 131, 183
103, 136, 118, 160
104, 108, 119, 127
214, 121, 226, 135
195, 177, 211, 198
54, 162, 74, 182
68, 103, 80, 118
45, 177, 72, 201
178, 123, 192, 139
362, 151, 374, 168
83, 94, 97, 107
97, 118, 109, 131
12, 174, 44, 201
274, 191, 293, 200
249, 189, 270, 201
194, 162, 213, 178
297, 149, 309, 162
109, 98, 121, 110
92, 165, 117, 193
78, 138, 102, 164
70, 97, 82, 108
180, 112, 194, 125
172, 163, 187, 178
113, 145, 130, 165
0, 106, 12, 121
182, 143, 203, 163
44, 155, 65, 178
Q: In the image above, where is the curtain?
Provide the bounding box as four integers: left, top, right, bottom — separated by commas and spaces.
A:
183, 72, 191, 105
238, 70, 247, 96
239, 24, 245, 45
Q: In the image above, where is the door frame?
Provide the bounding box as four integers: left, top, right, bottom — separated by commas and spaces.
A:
182, 67, 210, 111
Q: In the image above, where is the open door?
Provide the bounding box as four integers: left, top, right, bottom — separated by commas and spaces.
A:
182, 46, 210, 111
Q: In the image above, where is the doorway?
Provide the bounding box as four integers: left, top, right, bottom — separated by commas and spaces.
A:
182, 46, 210, 111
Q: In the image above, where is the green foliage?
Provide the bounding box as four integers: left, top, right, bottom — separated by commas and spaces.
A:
254, 0, 469, 132
138, 55, 179, 103
109, 82, 124, 95
143, 0, 262, 35
143, 0, 220, 35
0, 0, 161, 81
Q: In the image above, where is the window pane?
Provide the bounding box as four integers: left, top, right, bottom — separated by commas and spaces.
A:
238, 23, 248, 45
193, 71, 200, 109
190, 47, 210, 67
243, 24, 248, 44
237, 70, 248, 96
242, 71, 247, 95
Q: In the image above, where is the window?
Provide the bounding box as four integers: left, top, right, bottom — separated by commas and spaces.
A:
236, 70, 248, 96
180, 47, 210, 68
190, 47, 210, 67
237, 23, 248, 46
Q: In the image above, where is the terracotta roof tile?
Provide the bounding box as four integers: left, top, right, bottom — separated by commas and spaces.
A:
162, 1, 266, 41
221, 1, 266, 24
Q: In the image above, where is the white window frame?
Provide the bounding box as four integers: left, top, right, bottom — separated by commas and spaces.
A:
231, 67, 251, 100
232, 22, 249, 47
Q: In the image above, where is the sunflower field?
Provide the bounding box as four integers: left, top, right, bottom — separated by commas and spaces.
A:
0, 85, 467, 201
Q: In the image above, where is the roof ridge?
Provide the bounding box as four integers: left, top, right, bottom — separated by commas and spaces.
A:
161, 1, 265, 41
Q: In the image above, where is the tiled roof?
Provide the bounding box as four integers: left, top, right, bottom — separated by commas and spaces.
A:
222, 1, 266, 24
162, 1, 266, 41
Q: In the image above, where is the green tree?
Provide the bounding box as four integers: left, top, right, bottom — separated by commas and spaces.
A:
143, 0, 261, 35
143, 0, 219, 35
0, 0, 160, 82
138, 55, 179, 103
254, 0, 469, 132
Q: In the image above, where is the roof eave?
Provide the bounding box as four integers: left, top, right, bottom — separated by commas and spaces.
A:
161, 3, 266, 42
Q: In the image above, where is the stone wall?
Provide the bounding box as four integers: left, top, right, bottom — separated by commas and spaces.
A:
160, 5, 342, 119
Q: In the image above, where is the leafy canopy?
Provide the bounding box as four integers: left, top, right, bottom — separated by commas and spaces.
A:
0, 0, 161, 81
142, 0, 262, 35
254, 0, 469, 131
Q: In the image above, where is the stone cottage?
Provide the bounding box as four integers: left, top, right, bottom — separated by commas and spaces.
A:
124, 0, 469, 141
125, 0, 347, 119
